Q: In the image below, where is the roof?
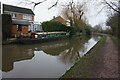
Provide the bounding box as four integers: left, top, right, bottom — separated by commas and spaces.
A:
36, 31, 68, 35
0, 3, 34, 15
52, 16, 67, 22
52, 16, 67, 25
12, 20, 30, 25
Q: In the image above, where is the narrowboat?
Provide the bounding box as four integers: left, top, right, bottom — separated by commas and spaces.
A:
16, 31, 70, 44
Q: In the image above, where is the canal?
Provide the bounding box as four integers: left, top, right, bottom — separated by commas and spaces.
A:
2, 35, 100, 78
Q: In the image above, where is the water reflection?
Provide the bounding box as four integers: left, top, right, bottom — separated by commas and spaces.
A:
58, 36, 89, 63
79, 36, 101, 57
2, 45, 34, 72
39, 39, 70, 56
2, 35, 100, 78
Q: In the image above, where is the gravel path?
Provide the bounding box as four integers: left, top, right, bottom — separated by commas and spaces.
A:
98, 36, 119, 78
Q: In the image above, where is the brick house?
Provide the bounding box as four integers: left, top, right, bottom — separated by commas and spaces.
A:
52, 16, 68, 26
1, 3, 35, 37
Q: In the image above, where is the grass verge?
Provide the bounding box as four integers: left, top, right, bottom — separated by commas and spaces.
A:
60, 36, 106, 79
111, 36, 120, 78
111, 36, 120, 48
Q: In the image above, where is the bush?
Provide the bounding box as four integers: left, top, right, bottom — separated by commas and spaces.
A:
41, 21, 68, 32
85, 26, 92, 35
67, 26, 77, 37
82, 25, 92, 36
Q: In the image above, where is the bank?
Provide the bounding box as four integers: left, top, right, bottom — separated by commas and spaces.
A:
111, 36, 120, 48
60, 35, 106, 79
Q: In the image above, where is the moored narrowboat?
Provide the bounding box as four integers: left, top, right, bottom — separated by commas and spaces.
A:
16, 31, 70, 44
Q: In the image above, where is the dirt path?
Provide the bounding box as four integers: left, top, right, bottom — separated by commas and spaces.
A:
98, 36, 119, 78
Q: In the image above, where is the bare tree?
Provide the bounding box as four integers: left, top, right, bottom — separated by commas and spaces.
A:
101, 0, 120, 37
103, 0, 120, 13
94, 0, 120, 15
106, 11, 119, 37
32, 0, 47, 10
92, 24, 103, 33
19, 0, 60, 10
89, 0, 119, 36
48, 0, 59, 10
61, 1, 87, 30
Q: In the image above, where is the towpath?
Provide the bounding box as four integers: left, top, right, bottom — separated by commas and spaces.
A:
97, 36, 119, 78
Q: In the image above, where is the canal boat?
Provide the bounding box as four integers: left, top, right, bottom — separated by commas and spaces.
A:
16, 31, 70, 44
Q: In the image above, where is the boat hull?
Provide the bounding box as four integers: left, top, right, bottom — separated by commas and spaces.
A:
16, 36, 69, 44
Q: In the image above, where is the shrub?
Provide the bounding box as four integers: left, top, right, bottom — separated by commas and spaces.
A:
41, 21, 68, 32
84, 26, 92, 35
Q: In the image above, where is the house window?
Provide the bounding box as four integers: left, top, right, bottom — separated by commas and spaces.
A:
23, 15, 32, 20
12, 13, 17, 18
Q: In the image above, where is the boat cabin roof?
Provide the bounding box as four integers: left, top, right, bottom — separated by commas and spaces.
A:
36, 32, 68, 35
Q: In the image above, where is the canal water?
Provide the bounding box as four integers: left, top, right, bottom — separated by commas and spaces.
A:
2, 35, 100, 78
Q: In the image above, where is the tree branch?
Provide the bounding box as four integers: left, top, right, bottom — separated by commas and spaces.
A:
110, 1, 120, 11
33, 0, 47, 10
97, 5, 107, 15
18, 0, 47, 10
48, 0, 59, 10
104, 0, 120, 13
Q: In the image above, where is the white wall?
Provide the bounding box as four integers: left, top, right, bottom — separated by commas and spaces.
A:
28, 23, 43, 32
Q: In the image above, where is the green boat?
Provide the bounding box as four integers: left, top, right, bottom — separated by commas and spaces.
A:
17, 31, 70, 44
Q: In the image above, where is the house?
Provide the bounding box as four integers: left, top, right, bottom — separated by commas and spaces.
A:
0, 3, 35, 37
52, 16, 68, 26
28, 22, 43, 32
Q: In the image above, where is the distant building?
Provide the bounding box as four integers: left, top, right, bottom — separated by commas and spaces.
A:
28, 22, 43, 32
0, 3, 35, 37
52, 16, 68, 26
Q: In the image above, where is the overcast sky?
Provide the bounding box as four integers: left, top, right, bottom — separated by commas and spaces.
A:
1, 0, 109, 27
